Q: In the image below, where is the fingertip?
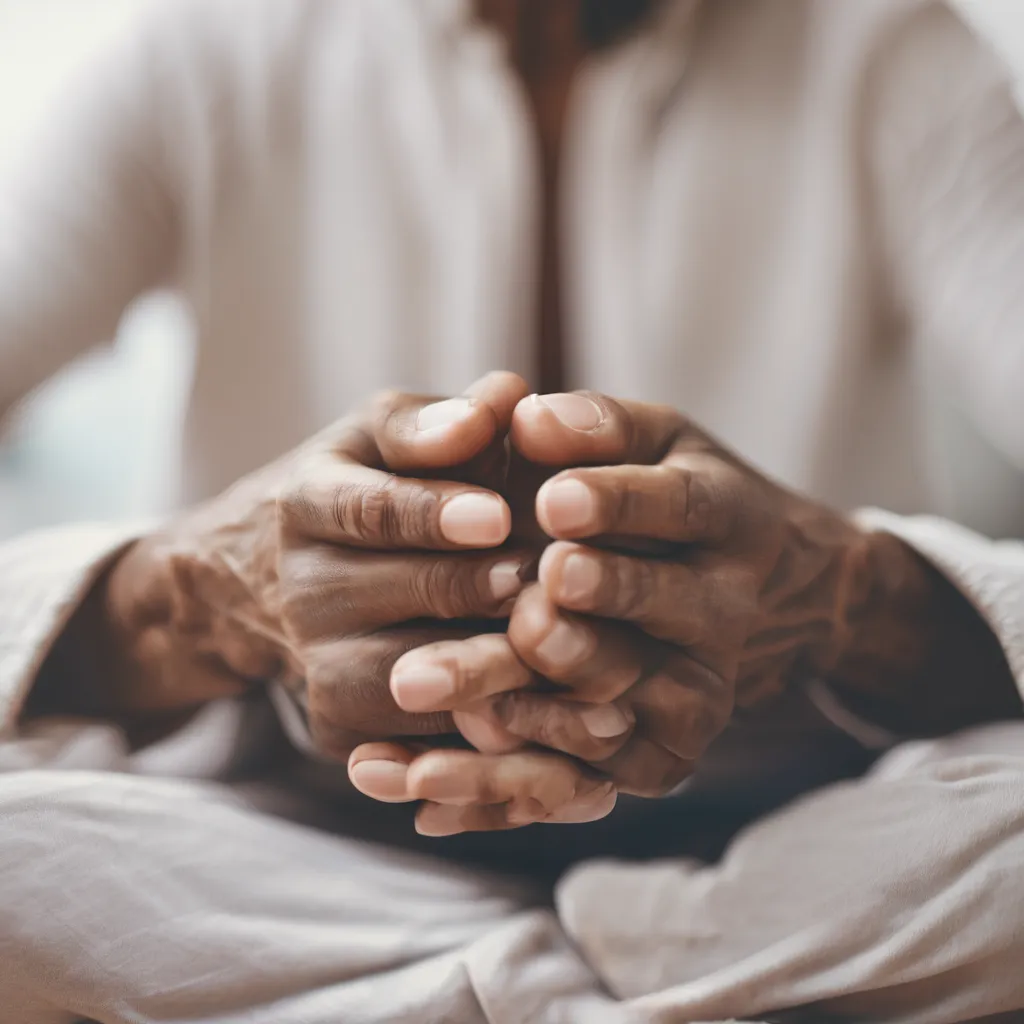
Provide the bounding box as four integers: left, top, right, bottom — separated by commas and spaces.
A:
415, 804, 465, 837
348, 743, 416, 803
396, 397, 497, 468
536, 475, 599, 537
510, 393, 609, 465
538, 541, 603, 608
390, 656, 456, 713
465, 371, 531, 428
439, 492, 511, 548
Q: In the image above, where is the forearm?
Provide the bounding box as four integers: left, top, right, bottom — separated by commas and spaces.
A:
824, 529, 1021, 736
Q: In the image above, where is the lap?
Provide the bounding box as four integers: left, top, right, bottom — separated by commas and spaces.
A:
559, 720, 1024, 1022
0, 769, 542, 1024
2, 714, 1022, 1024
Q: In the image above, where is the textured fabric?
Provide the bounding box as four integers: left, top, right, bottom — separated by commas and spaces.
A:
2, 1, 1024, 1020
1, 0, 1022, 524
0, 523, 144, 730
0, 723, 1022, 1023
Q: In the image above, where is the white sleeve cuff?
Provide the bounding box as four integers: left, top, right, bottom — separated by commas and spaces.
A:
0, 522, 150, 732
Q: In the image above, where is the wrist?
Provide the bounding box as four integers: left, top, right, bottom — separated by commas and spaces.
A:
28, 538, 168, 723
28, 529, 250, 730
819, 527, 1019, 735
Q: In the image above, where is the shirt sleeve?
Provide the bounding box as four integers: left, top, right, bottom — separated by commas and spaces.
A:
868, 0, 1024, 473
0, 3, 181, 418
809, 508, 1024, 747
855, 508, 1024, 695
0, 523, 146, 733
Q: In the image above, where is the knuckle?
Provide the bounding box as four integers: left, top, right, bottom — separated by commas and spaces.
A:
532, 708, 587, 757
417, 560, 482, 620
369, 388, 404, 421
672, 698, 724, 760
662, 465, 713, 539
340, 477, 403, 545
277, 474, 324, 534
277, 549, 355, 642
615, 558, 658, 619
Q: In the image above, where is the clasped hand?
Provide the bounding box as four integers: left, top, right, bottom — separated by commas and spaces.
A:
109, 372, 865, 836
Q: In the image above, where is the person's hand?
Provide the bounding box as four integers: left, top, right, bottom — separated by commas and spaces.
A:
34, 373, 546, 760
383, 390, 1020, 809
374, 391, 872, 799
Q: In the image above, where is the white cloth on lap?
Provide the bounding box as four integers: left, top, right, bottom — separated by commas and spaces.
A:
0, 513, 1022, 1021
0, 724, 1022, 1023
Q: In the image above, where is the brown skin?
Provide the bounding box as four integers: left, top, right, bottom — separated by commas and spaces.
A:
364, 392, 1021, 828
32, 382, 1021, 836
28, 0, 1022, 834
32, 373, 533, 743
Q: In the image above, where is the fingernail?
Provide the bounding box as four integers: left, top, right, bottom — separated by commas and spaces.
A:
416, 806, 464, 837
416, 821, 462, 837
391, 663, 455, 712
539, 394, 603, 431
538, 479, 597, 534
417, 398, 475, 433
440, 494, 509, 546
349, 761, 409, 802
558, 551, 601, 603
580, 704, 632, 739
536, 619, 593, 670
555, 785, 618, 823
489, 560, 524, 602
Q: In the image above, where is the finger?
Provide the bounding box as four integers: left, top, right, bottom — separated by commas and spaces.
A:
279, 460, 512, 550
486, 691, 636, 763
593, 734, 696, 798
279, 546, 531, 640
390, 634, 535, 713
376, 372, 529, 472
415, 784, 618, 835
305, 630, 469, 761
347, 742, 418, 803
506, 583, 644, 702
510, 391, 689, 468
404, 749, 616, 832
535, 458, 739, 546
464, 371, 532, 430
453, 703, 527, 755
538, 541, 751, 653
629, 656, 733, 761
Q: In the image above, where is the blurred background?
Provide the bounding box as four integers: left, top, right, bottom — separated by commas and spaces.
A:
0, 0, 1022, 540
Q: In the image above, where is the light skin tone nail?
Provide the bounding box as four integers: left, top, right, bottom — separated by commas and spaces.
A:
556, 551, 602, 603
439, 494, 509, 546
538, 478, 598, 535
536, 619, 594, 670
416, 398, 475, 433
390, 663, 455, 712
580, 704, 632, 738
489, 560, 524, 602
349, 761, 410, 803
537, 393, 604, 431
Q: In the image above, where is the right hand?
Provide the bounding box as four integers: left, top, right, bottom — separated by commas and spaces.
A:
82, 372, 539, 759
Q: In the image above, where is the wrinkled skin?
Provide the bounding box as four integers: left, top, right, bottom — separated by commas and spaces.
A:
365, 392, 869, 829
359, 392, 1018, 836
41, 376, 1018, 837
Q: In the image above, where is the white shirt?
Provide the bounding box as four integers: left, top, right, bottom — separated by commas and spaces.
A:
0, 0, 1023, 724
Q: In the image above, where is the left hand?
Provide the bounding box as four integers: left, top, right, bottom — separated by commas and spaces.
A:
374, 391, 869, 802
